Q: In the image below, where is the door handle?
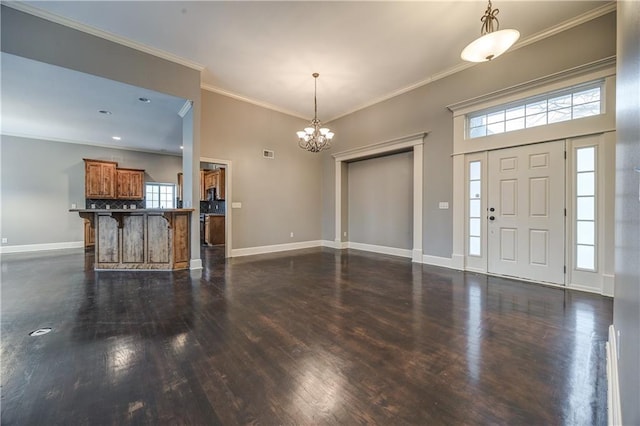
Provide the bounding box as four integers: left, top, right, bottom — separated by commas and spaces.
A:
489, 207, 495, 212
489, 216, 495, 221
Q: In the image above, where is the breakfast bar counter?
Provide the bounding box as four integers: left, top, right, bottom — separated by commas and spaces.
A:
71, 209, 194, 270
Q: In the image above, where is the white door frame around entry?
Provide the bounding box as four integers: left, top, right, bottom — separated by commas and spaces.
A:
200, 156, 232, 258
332, 132, 427, 262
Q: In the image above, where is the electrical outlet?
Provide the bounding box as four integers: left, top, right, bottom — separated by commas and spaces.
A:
343, 232, 347, 237
290, 232, 294, 238
1, 238, 7, 244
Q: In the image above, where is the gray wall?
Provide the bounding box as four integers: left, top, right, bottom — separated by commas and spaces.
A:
614, 2, 640, 424
322, 12, 617, 258
0, 135, 182, 246
347, 152, 413, 249
200, 90, 322, 249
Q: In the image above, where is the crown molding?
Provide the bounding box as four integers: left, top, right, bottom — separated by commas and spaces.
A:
2, 2, 205, 72
201, 83, 308, 120
446, 56, 616, 113
508, 2, 617, 54
327, 2, 617, 123
5, 0, 616, 123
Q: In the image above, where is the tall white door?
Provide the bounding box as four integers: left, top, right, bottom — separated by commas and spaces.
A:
487, 140, 565, 284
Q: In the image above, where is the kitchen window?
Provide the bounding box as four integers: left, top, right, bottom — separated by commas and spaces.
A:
145, 183, 176, 209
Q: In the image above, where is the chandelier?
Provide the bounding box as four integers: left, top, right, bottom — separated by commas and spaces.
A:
461, 0, 520, 62
296, 73, 334, 152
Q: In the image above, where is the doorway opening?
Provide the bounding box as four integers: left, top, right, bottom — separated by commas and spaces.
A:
200, 157, 232, 259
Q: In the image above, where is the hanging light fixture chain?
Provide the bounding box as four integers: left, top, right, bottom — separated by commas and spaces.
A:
480, 0, 500, 35
314, 73, 318, 121
295, 72, 334, 152
461, 0, 519, 62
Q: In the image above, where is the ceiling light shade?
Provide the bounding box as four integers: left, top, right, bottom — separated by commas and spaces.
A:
296, 73, 334, 153
461, 0, 520, 63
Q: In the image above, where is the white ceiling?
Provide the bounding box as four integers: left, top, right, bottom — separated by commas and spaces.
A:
1, 52, 187, 154
1, 1, 614, 154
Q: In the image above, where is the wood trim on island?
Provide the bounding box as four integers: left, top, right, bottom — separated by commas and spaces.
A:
72, 209, 194, 270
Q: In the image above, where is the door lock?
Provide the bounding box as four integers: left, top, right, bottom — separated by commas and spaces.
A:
489, 216, 495, 221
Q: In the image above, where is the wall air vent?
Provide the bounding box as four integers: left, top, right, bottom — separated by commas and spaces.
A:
263, 149, 275, 159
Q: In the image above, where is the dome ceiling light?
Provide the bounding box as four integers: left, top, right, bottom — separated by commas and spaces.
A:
461, 0, 520, 63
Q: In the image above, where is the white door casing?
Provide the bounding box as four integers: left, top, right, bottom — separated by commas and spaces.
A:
487, 140, 565, 284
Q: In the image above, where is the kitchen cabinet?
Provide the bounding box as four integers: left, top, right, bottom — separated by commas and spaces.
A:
200, 170, 206, 201
216, 169, 225, 200
84, 219, 95, 249
178, 171, 210, 201
177, 172, 183, 201
74, 209, 192, 270
84, 159, 117, 199
204, 215, 225, 245
204, 170, 216, 191
116, 168, 145, 199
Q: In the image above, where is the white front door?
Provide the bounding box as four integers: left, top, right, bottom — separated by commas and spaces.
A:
487, 140, 565, 284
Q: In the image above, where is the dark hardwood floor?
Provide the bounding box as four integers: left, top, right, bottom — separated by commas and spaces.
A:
1, 246, 612, 425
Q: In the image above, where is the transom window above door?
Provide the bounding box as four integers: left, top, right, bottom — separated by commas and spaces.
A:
467, 81, 603, 139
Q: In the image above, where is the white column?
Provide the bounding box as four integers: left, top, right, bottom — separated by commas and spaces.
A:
334, 159, 342, 247
412, 143, 423, 262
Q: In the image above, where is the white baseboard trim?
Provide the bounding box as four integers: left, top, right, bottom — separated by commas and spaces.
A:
421, 254, 463, 270
607, 324, 622, 426
189, 258, 203, 270
231, 240, 323, 257
464, 266, 487, 274
0, 241, 84, 254
567, 282, 605, 296
347, 242, 412, 259
602, 274, 615, 297
451, 253, 465, 270
412, 249, 422, 263
322, 240, 348, 249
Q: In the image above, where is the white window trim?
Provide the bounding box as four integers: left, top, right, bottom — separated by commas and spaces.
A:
467, 81, 603, 139
450, 59, 616, 296
565, 133, 616, 295
145, 182, 176, 209
464, 153, 488, 274
448, 57, 616, 156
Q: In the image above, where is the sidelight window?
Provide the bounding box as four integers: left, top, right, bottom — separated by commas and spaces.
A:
468, 161, 482, 256
575, 146, 596, 271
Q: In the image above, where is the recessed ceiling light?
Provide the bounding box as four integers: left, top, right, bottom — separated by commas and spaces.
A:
98, 110, 112, 115
112, 136, 121, 141
138, 97, 151, 103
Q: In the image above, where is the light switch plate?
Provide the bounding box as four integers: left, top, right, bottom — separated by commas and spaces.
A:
438, 202, 449, 209
232, 202, 242, 209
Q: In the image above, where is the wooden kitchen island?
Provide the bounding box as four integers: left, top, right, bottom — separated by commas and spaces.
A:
72, 209, 194, 270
